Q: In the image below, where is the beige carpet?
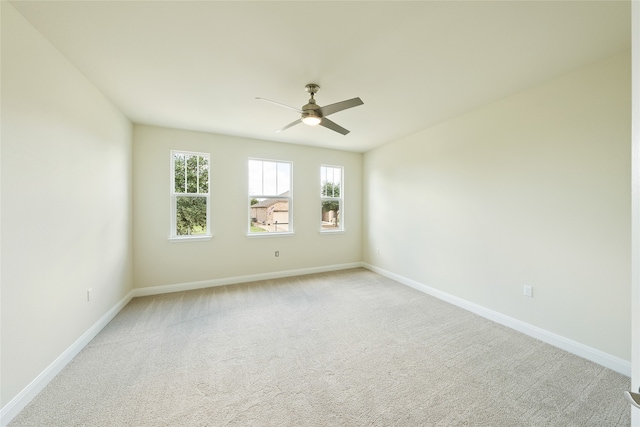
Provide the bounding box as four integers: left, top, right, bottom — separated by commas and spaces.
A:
10, 268, 630, 426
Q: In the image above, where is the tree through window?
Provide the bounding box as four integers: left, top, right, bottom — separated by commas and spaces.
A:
171, 151, 210, 238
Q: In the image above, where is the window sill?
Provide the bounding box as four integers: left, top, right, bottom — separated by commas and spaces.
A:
320, 229, 345, 234
168, 235, 212, 242
246, 231, 294, 238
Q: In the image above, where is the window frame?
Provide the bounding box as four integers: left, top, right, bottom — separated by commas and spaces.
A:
320, 164, 344, 233
170, 150, 211, 241
248, 158, 293, 237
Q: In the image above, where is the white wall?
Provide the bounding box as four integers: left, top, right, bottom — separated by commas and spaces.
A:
133, 125, 362, 290
1, 1, 133, 411
631, 1, 640, 422
364, 51, 631, 361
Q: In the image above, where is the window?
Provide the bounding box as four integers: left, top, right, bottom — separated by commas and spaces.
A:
249, 159, 292, 234
171, 151, 210, 239
321, 165, 343, 231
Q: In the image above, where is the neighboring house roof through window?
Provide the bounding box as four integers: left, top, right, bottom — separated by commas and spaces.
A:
252, 191, 290, 208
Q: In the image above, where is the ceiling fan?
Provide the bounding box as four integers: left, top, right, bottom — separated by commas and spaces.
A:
256, 84, 363, 135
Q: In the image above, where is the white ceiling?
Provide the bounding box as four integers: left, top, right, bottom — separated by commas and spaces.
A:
10, 1, 631, 153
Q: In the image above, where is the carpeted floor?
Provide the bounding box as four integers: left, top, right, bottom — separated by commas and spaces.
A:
10, 268, 630, 426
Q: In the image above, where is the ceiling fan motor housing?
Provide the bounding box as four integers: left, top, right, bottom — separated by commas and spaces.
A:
302, 98, 322, 121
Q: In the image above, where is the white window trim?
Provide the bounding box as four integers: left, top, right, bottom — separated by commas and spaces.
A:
170, 150, 211, 241
320, 164, 344, 233
248, 158, 293, 236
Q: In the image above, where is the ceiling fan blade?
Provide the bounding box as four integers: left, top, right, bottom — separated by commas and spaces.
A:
256, 97, 302, 113
319, 118, 350, 135
319, 97, 363, 117
276, 118, 302, 133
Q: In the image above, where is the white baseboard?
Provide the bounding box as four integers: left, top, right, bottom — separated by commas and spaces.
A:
0, 290, 135, 427
1, 262, 365, 426
6, 261, 625, 427
363, 263, 632, 377
132, 262, 364, 297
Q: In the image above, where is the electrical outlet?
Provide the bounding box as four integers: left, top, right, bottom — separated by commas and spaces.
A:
275, 251, 279, 257
87, 288, 93, 302
376, 248, 380, 254
523, 285, 533, 297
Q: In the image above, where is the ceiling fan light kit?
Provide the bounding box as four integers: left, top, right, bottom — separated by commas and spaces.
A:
257, 83, 363, 135
301, 115, 322, 126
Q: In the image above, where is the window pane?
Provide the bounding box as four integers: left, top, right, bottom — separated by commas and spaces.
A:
174, 153, 186, 193
250, 199, 290, 232
321, 200, 340, 229
248, 160, 263, 196
249, 159, 290, 196
321, 166, 341, 197
277, 162, 291, 194
185, 155, 198, 193
176, 196, 207, 235
198, 155, 209, 193
322, 181, 340, 197
262, 161, 277, 195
